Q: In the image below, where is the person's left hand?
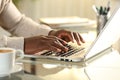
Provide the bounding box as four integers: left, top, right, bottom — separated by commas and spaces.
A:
49, 29, 85, 45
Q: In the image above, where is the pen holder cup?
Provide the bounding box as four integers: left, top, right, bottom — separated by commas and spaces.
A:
97, 15, 108, 35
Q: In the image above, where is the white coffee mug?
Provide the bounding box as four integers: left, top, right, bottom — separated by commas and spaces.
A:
0, 48, 24, 77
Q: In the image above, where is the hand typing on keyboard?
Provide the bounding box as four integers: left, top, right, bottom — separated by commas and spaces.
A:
39, 43, 85, 57
49, 29, 85, 45
25, 29, 85, 55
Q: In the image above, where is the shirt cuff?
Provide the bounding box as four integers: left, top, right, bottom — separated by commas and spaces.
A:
0, 35, 7, 47
6, 36, 24, 50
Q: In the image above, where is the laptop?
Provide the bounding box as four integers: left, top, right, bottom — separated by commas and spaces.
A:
24, 6, 120, 62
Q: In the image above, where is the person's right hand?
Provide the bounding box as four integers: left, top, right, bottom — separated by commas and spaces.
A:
24, 35, 68, 54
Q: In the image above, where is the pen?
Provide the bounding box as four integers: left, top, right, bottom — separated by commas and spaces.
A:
107, 1, 110, 14
99, 6, 103, 15
92, 5, 99, 15
93, 1, 110, 16
107, 1, 110, 9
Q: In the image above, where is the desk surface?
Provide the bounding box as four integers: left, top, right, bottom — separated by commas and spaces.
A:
0, 50, 120, 80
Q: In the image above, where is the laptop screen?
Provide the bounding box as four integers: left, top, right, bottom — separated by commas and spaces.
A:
86, 6, 120, 60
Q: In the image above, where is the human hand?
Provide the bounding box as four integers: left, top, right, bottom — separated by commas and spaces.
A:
49, 29, 85, 45
24, 36, 68, 54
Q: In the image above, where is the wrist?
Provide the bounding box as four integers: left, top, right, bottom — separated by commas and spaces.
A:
24, 38, 27, 54
48, 30, 56, 36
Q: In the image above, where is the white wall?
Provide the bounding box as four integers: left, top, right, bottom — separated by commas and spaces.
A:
16, 0, 120, 21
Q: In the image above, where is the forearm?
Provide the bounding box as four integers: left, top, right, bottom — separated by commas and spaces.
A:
0, 0, 52, 38
10, 16, 53, 38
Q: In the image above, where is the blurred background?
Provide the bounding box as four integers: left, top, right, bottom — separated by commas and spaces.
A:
13, 0, 120, 22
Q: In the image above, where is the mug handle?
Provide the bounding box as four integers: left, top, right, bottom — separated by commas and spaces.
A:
15, 50, 24, 61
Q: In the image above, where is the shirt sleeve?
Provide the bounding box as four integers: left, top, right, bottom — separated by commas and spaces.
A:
0, 0, 53, 50
0, 0, 52, 38
0, 35, 24, 50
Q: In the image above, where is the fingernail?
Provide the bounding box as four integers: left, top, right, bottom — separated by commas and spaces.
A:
65, 47, 69, 52
57, 49, 61, 52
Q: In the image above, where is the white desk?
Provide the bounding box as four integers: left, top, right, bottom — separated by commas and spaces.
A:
1, 50, 120, 80
86, 50, 120, 80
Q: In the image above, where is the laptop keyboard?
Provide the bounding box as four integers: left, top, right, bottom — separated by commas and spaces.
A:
41, 44, 85, 57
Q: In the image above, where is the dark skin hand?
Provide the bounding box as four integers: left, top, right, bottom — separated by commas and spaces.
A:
24, 29, 85, 54
49, 29, 85, 45
24, 35, 68, 54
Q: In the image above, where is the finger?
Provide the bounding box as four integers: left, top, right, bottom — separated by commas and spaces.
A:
70, 32, 75, 43
57, 38, 68, 46
78, 33, 85, 43
52, 40, 68, 52
73, 32, 81, 45
49, 46, 62, 52
60, 31, 75, 43
35, 46, 61, 53
48, 36, 68, 46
